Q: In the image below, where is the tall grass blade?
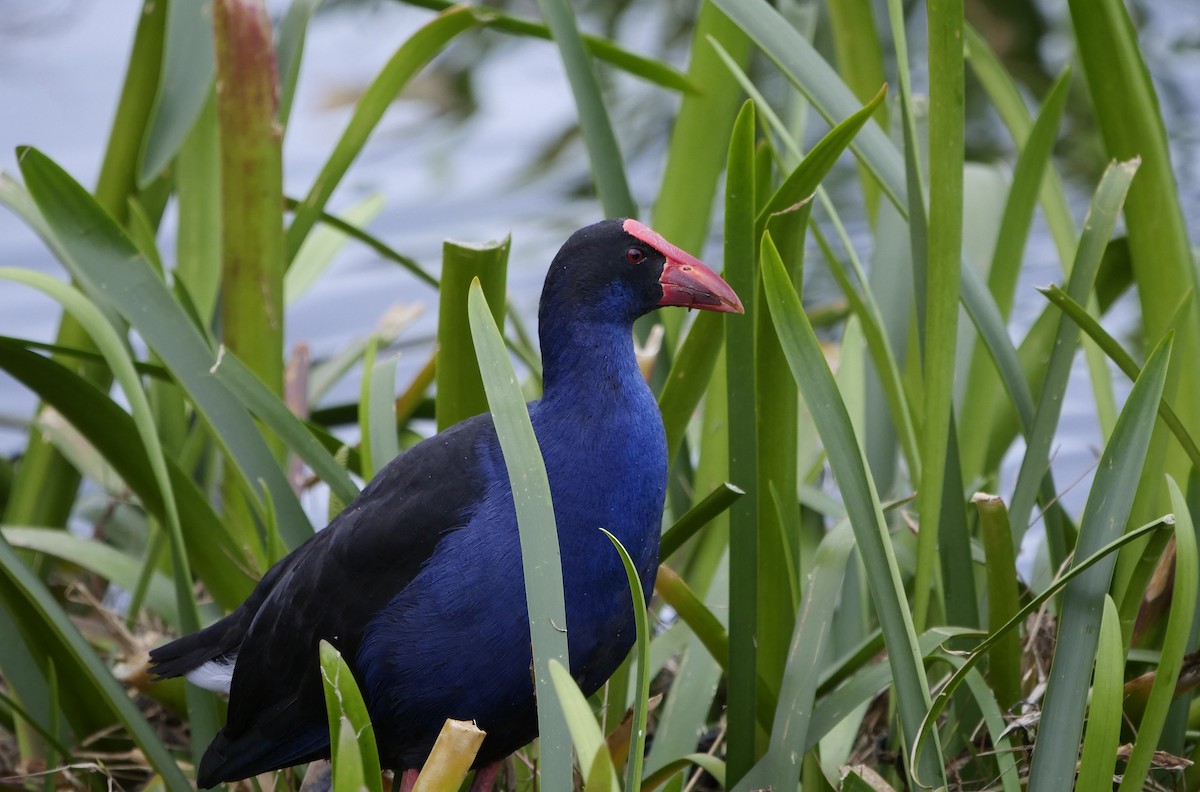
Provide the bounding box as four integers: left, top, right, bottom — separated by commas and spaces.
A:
657, 313, 724, 465
174, 92, 222, 325
735, 521, 854, 792
825, 0, 886, 220
214, 0, 286, 406
1115, 476, 1197, 791
710, 0, 905, 208
600, 529, 650, 791
367, 352, 401, 477
532, 0, 635, 218
18, 147, 312, 551
319, 640, 383, 792
1076, 596, 1123, 791
651, 2, 750, 252
549, 660, 620, 792
1008, 158, 1139, 553
1026, 335, 1173, 791
3, 0, 166, 536
286, 6, 479, 261
761, 233, 944, 785
910, 0, 964, 631
722, 99, 759, 784
960, 69, 1070, 477
139, 0, 215, 185
437, 237, 510, 431
467, 279, 571, 790
971, 494, 1022, 710
277, 0, 324, 129
1068, 0, 1200, 483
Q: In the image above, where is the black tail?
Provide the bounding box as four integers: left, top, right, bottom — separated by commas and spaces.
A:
150, 557, 292, 679
149, 616, 244, 679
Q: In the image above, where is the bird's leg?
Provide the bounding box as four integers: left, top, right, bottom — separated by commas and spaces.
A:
467, 761, 502, 792
399, 768, 419, 792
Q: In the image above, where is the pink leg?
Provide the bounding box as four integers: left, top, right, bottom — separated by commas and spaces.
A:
468, 761, 502, 792
399, 768, 420, 792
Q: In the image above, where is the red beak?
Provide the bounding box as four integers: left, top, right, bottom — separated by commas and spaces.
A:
623, 219, 744, 314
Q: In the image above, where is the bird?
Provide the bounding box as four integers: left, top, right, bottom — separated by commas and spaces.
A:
149, 218, 743, 790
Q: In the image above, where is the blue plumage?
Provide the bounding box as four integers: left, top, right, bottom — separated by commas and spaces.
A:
149, 219, 741, 788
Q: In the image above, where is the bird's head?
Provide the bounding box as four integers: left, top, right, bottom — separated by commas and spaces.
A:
540, 219, 743, 328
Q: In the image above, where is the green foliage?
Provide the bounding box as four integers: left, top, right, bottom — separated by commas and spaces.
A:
1, 1, 1199, 790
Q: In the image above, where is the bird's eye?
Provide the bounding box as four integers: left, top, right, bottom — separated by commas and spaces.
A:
625, 247, 645, 264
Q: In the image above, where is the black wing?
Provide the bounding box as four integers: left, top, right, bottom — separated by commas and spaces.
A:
151, 414, 497, 785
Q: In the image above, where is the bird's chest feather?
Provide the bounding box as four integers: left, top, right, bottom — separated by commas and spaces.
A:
355, 370, 665, 742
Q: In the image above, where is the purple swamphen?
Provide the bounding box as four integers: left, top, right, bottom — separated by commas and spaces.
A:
149, 219, 743, 789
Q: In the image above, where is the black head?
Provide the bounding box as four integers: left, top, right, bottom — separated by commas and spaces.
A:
539, 218, 743, 329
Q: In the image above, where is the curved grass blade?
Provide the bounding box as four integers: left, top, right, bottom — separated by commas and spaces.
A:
1039, 284, 1200, 471
1115, 476, 1198, 792
642, 755, 726, 792
319, 639, 383, 792
755, 85, 887, 232
287, 193, 386, 304
550, 659, 620, 792
1076, 596, 1123, 791
285, 196, 439, 289
761, 232, 944, 785
710, 0, 905, 210
398, 0, 696, 95
467, 279, 570, 790
600, 529, 650, 791
959, 68, 1071, 476
533, 0, 635, 218
659, 483, 743, 561
962, 24, 1076, 263
909, 514, 1172, 785
18, 146, 313, 551
286, 7, 479, 262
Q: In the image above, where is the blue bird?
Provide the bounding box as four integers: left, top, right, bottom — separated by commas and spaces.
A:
149, 219, 743, 790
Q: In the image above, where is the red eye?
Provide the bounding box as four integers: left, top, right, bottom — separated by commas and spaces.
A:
625, 247, 645, 264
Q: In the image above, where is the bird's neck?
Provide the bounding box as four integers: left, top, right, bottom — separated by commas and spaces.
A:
538, 317, 647, 409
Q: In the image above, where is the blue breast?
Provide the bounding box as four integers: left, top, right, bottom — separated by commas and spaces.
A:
355, 350, 666, 764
